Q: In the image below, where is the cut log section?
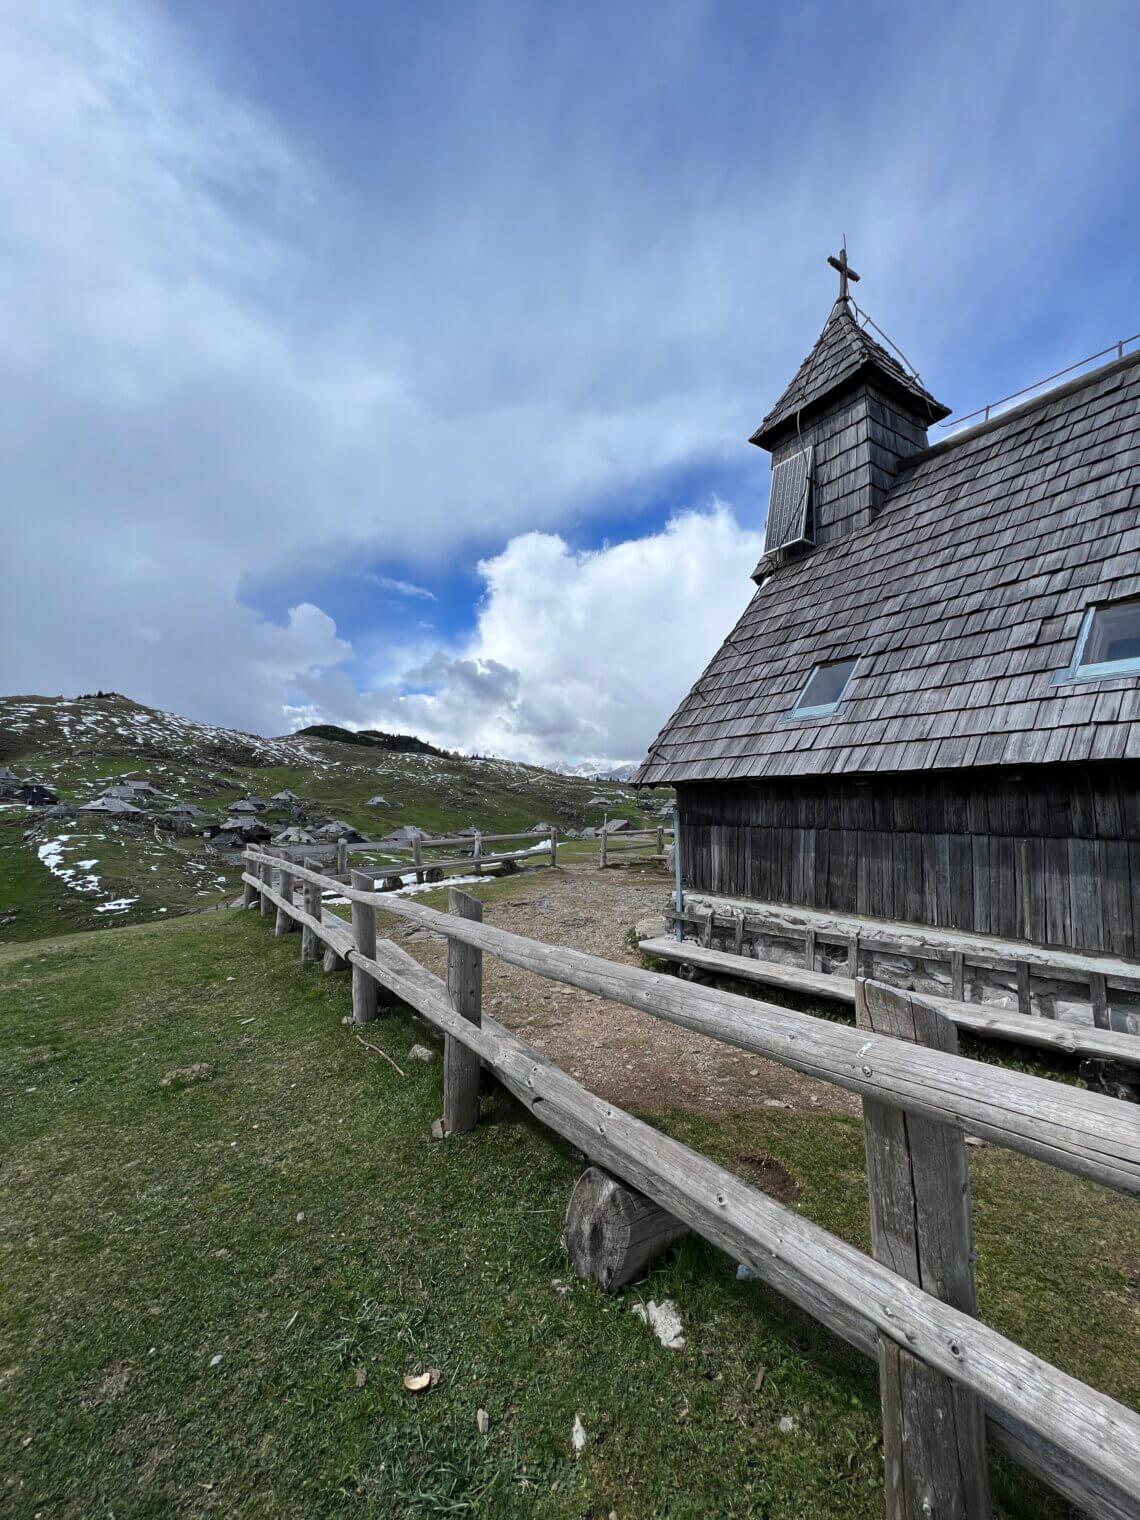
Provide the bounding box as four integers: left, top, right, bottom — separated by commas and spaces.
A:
564, 1165, 688, 1292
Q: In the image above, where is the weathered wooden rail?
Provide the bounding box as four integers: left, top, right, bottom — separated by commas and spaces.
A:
276, 829, 557, 889
599, 825, 672, 868
670, 895, 1140, 1039
241, 846, 1140, 1520
639, 934, 1140, 1068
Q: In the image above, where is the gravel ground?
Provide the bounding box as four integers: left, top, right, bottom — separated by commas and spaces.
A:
401, 859, 859, 1120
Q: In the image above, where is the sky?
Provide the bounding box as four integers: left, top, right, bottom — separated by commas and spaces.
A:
2, 1, 1139, 766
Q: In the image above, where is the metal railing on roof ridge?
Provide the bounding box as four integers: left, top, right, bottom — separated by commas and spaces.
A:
940, 331, 1140, 434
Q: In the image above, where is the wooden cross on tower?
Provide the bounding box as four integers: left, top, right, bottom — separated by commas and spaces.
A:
827, 244, 860, 302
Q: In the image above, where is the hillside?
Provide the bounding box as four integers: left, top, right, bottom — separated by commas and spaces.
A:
0, 694, 664, 943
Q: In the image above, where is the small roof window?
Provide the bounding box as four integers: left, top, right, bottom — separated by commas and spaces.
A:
788, 658, 858, 719
1059, 598, 1140, 683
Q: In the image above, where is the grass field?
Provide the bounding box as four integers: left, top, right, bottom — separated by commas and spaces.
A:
2, 910, 1136, 1518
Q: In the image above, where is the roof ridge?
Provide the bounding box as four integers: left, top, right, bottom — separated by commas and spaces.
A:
912, 344, 1140, 463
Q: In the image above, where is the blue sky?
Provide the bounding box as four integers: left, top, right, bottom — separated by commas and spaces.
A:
2, 1, 1139, 762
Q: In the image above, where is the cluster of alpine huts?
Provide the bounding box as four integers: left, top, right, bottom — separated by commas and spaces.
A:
202, 791, 371, 854
64, 777, 369, 855
0, 765, 60, 807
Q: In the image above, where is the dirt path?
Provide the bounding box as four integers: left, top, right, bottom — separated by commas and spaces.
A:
400, 859, 859, 1121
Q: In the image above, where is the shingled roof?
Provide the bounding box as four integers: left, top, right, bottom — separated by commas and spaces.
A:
752, 300, 949, 446
638, 350, 1140, 785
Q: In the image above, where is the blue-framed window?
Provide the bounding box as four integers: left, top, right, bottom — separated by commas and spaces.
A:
1056, 598, 1140, 684
787, 658, 859, 719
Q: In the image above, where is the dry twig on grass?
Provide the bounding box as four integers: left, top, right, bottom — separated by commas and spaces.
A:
354, 1031, 406, 1077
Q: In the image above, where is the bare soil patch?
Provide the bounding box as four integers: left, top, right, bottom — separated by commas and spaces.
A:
402, 860, 859, 1121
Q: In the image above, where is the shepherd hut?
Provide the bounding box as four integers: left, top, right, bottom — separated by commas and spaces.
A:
636, 255, 1140, 962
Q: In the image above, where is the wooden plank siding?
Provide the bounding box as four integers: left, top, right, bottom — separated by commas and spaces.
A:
678, 762, 1140, 958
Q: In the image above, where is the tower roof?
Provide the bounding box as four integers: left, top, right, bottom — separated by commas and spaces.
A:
751, 300, 950, 449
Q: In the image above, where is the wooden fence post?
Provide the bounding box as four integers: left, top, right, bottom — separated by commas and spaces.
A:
600, 830, 608, 869
412, 834, 424, 884
257, 856, 271, 917
337, 837, 349, 878
350, 868, 378, 1024
442, 888, 483, 1135
242, 870, 258, 909
301, 879, 322, 963
275, 853, 296, 938
855, 979, 991, 1520
549, 828, 558, 867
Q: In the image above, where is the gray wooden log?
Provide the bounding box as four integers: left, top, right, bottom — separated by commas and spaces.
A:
1090, 972, 1110, 1031
549, 828, 558, 867
857, 979, 991, 1520
413, 834, 424, 884
323, 943, 348, 974
340, 932, 1140, 1514
636, 935, 1140, 1068
258, 859, 271, 917
443, 888, 482, 1134
274, 856, 295, 938
337, 838, 348, 876
564, 1165, 688, 1291
241, 851, 1140, 1196
350, 868, 378, 1024
242, 876, 258, 908
600, 831, 608, 868
301, 880, 322, 963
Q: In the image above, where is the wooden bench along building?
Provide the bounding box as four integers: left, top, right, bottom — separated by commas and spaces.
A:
636, 256, 1140, 975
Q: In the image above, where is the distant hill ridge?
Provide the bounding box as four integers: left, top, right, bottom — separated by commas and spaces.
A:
292, 724, 446, 757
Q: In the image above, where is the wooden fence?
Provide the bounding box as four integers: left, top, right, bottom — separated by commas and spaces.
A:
240, 845, 1140, 1520
599, 825, 672, 868
279, 829, 557, 890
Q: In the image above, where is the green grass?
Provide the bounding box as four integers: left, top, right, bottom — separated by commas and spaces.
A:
0, 812, 236, 945
1, 913, 1135, 1518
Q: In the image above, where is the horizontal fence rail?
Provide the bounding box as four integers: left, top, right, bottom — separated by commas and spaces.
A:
638, 935, 1140, 1069
599, 826, 672, 868
241, 847, 1140, 1519
245, 849, 1139, 1197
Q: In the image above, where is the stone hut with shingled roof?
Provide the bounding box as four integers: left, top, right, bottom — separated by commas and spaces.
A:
636, 260, 1140, 959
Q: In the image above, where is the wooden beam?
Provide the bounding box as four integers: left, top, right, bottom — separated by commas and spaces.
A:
636, 936, 1140, 1069
857, 980, 991, 1519
679, 895, 1140, 992
1090, 972, 1110, 1031
443, 888, 482, 1135
300, 880, 322, 964
274, 856, 295, 939
350, 868, 378, 1025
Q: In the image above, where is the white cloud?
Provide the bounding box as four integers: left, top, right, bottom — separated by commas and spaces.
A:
302, 504, 762, 765
1, 1, 1137, 749
362, 575, 437, 601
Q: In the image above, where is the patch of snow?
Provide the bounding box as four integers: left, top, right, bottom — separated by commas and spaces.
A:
95, 897, 138, 913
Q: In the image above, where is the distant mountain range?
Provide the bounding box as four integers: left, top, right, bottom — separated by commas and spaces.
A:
547, 760, 642, 783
